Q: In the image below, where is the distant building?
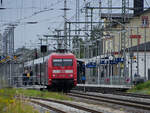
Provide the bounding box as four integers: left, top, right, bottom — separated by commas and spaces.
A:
102, 1, 150, 80
126, 42, 150, 80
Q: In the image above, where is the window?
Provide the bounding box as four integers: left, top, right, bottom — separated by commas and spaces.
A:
142, 16, 149, 27
53, 59, 73, 66
53, 59, 63, 66
63, 59, 73, 66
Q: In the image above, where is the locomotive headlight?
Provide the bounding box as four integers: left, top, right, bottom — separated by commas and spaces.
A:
68, 74, 73, 77
52, 74, 56, 77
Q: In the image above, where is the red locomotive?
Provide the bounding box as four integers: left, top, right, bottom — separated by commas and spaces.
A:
48, 53, 77, 89
24, 52, 77, 90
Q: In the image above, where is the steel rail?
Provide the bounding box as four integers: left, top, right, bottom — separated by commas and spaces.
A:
112, 92, 150, 99
68, 92, 150, 110
30, 100, 66, 113
30, 97, 103, 113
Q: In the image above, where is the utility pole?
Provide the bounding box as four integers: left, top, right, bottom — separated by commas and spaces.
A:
108, 0, 112, 25
107, 0, 112, 84
121, 0, 129, 77
64, 0, 67, 50
75, 0, 80, 57
144, 27, 147, 80
98, 0, 102, 85
55, 30, 62, 49
90, 8, 93, 31
2, 25, 15, 86
85, 1, 89, 37
76, 0, 80, 35
130, 29, 133, 84
68, 23, 71, 49
136, 27, 139, 76
99, 0, 102, 27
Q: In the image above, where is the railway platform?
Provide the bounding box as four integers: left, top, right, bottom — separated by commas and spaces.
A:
73, 84, 132, 93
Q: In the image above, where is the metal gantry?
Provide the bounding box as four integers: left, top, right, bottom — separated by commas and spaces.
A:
2, 25, 15, 57
121, 0, 130, 77
0, 25, 15, 87
1, 0, 150, 87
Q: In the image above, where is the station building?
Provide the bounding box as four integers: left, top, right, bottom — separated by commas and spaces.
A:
85, 1, 150, 85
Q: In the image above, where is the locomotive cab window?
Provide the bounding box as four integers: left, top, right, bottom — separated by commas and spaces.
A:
53, 59, 63, 66
63, 59, 73, 66
53, 58, 73, 66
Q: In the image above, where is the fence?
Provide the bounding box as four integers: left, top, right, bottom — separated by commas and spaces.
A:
0, 62, 24, 88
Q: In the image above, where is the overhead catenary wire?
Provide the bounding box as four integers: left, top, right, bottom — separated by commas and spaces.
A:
145, 0, 150, 8
4, 0, 150, 48
0, 0, 65, 27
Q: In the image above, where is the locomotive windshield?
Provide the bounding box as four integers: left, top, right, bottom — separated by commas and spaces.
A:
53, 59, 73, 66
63, 59, 73, 66
53, 59, 63, 66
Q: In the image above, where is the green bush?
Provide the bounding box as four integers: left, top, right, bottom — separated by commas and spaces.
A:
128, 80, 150, 94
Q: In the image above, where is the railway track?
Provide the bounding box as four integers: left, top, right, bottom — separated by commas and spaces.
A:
68, 91, 150, 111
112, 92, 150, 99
30, 97, 103, 113
30, 99, 66, 113
72, 88, 150, 99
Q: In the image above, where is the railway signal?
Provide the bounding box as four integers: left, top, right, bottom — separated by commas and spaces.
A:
34, 48, 38, 59
40, 45, 47, 53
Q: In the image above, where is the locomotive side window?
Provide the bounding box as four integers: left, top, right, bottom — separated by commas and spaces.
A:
63, 59, 73, 66
53, 59, 63, 66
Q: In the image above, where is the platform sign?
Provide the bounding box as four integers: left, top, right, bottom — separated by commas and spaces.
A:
100, 60, 109, 64
100, 58, 124, 64
130, 35, 141, 39
115, 58, 124, 63
86, 62, 96, 68
109, 60, 117, 64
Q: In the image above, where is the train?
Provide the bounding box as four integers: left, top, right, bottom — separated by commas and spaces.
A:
24, 52, 78, 90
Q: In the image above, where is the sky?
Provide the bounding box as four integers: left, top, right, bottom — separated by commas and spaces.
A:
0, 0, 150, 50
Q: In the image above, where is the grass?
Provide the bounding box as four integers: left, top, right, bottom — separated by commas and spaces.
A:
16, 88, 72, 100
0, 88, 39, 113
0, 88, 72, 113
128, 80, 150, 95
2, 100, 39, 113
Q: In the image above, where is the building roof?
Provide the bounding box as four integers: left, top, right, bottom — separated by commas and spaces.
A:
127, 41, 150, 52
101, 13, 133, 19
101, 8, 150, 19
102, 8, 150, 28
134, 8, 150, 17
